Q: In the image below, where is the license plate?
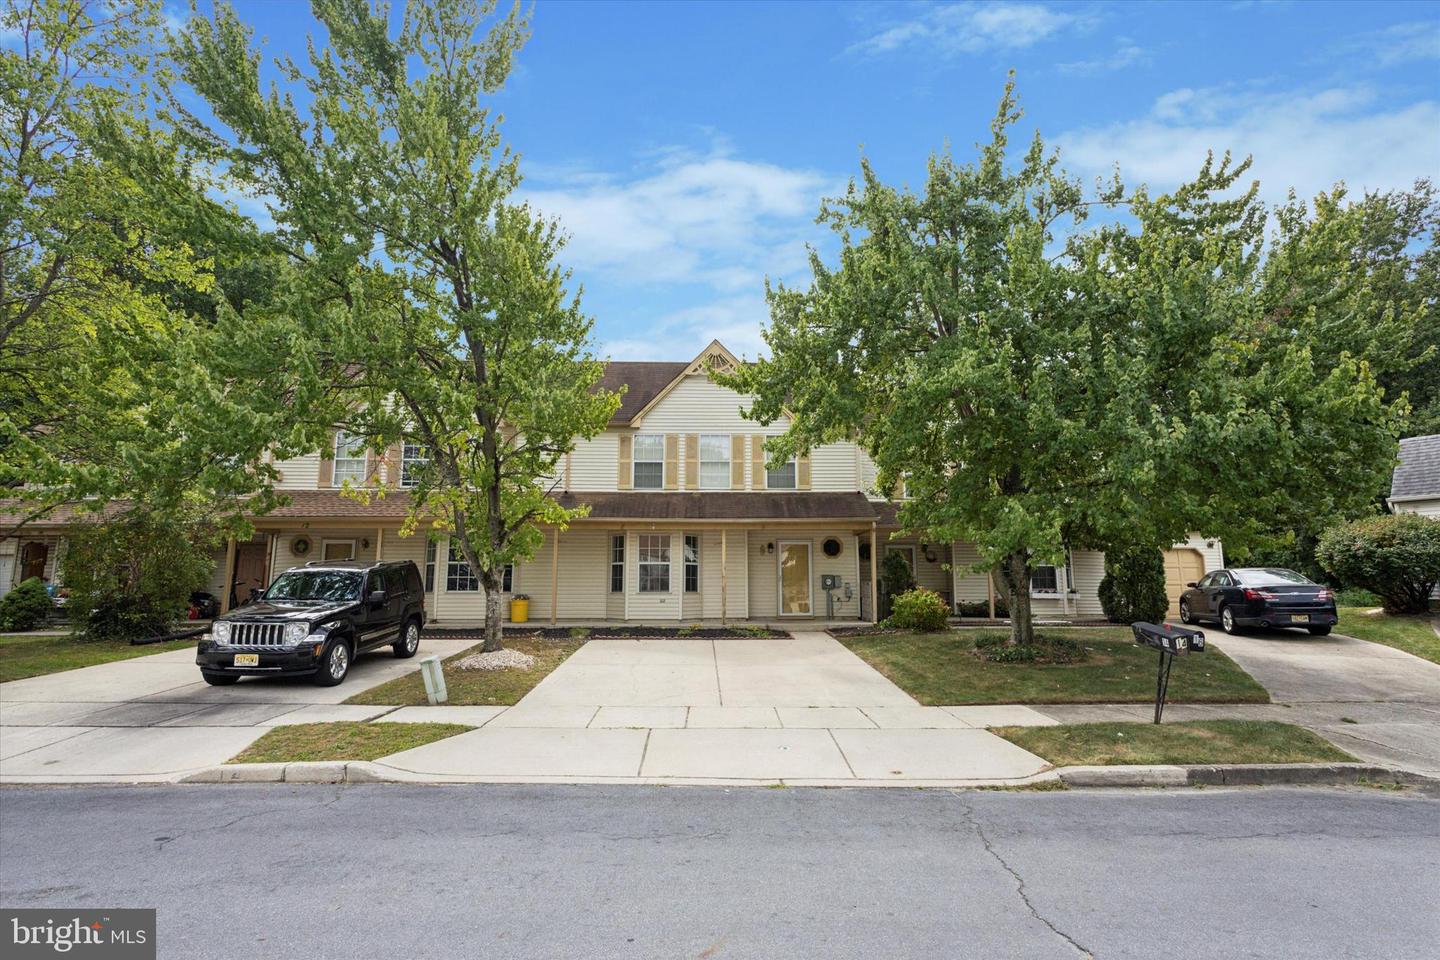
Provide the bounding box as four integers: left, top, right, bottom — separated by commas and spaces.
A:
233, 653, 260, 666
1294, 615, 1310, 624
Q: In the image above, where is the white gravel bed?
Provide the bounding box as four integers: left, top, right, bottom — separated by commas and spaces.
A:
453, 648, 537, 671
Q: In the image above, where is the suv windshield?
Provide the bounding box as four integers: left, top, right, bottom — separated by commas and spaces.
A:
1234, 568, 1314, 586
265, 570, 363, 603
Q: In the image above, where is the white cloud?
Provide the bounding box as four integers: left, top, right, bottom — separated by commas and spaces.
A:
1337, 20, 1440, 68
849, 2, 1088, 58
1057, 39, 1147, 75
521, 145, 832, 294
602, 295, 775, 362
1057, 83, 1440, 203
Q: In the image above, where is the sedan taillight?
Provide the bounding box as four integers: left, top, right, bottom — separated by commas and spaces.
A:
1315, 589, 1332, 601
1243, 588, 1279, 601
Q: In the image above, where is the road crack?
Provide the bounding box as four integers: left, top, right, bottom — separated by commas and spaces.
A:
954, 796, 1092, 958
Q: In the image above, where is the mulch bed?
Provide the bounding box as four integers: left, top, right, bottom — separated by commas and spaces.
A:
423, 625, 790, 640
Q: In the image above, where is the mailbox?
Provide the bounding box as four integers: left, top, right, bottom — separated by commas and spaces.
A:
1131, 621, 1206, 723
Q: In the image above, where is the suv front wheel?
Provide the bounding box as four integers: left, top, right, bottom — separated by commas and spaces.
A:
393, 619, 421, 659
313, 640, 352, 686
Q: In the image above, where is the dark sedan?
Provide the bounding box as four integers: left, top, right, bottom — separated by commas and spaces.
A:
1178, 567, 1338, 636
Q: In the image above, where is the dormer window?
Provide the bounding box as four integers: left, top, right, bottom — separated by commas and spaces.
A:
333, 432, 366, 486
633, 434, 664, 489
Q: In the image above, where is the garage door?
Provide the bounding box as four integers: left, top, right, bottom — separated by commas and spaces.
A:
1162, 549, 1206, 617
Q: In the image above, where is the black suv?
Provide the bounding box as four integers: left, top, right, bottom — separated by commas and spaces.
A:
196, 560, 426, 686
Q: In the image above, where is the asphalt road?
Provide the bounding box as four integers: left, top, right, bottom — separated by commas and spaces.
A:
2, 784, 1437, 960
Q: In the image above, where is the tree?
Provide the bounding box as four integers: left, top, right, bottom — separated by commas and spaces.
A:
1097, 547, 1168, 625
1316, 515, 1440, 615
175, 0, 619, 651
726, 80, 1403, 645
0, 0, 315, 537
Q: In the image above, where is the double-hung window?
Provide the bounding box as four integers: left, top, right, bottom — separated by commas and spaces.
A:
638, 534, 670, 593
765, 441, 797, 489
684, 534, 700, 593
610, 535, 625, 593
446, 542, 511, 593
1030, 565, 1060, 596
698, 435, 730, 489
633, 435, 664, 489
423, 540, 436, 592
333, 432, 367, 487
400, 443, 429, 488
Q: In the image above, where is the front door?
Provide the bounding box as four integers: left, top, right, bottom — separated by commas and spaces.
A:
233, 542, 269, 607
777, 541, 812, 616
19, 542, 48, 583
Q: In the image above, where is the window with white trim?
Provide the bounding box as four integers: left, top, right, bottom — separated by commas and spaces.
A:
1031, 565, 1060, 596
638, 534, 670, 592
333, 432, 366, 486
698, 435, 730, 489
400, 443, 429, 488
633, 434, 664, 489
424, 540, 436, 592
610, 535, 625, 593
446, 542, 511, 593
684, 534, 699, 593
765, 442, 796, 489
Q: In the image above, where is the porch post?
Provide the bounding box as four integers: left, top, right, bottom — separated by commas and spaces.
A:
550, 526, 560, 625
987, 569, 996, 620
720, 528, 728, 625
869, 521, 879, 624
375, 527, 384, 561
220, 537, 237, 614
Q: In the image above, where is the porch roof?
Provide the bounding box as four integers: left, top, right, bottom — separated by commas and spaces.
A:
555, 491, 881, 523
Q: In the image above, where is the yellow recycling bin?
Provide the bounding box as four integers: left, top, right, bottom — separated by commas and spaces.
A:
509, 596, 530, 623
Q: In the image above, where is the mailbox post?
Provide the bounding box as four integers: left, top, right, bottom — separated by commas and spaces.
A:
1131, 622, 1205, 724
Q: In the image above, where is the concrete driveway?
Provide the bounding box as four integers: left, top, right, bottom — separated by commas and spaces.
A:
0, 634, 476, 782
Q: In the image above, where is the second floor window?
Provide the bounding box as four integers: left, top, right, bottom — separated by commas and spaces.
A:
698, 435, 730, 489
633, 434, 664, 489
400, 443, 429, 488
765, 443, 797, 489
638, 534, 669, 592
333, 432, 366, 486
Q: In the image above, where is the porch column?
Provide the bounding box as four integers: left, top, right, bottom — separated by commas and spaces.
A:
987, 569, 996, 620
720, 528, 728, 625
220, 537, 237, 614
550, 526, 560, 625
375, 527, 384, 561
869, 521, 879, 624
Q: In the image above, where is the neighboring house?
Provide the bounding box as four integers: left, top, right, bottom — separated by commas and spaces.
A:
0, 340, 1222, 622
1389, 434, 1440, 519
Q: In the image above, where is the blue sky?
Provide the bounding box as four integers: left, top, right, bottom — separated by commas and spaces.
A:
217, 0, 1439, 360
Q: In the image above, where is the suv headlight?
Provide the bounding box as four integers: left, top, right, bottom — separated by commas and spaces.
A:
284, 622, 309, 645
212, 621, 231, 644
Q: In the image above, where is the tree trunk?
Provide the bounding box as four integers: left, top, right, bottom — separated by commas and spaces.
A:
481, 570, 504, 653
997, 549, 1035, 646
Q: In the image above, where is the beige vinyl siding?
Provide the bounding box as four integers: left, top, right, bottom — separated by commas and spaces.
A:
550, 528, 609, 620
271, 530, 378, 573
857, 449, 880, 497
746, 534, 777, 618
0, 539, 15, 596
273, 453, 323, 490
808, 444, 855, 492
700, 529, 748, 619
950, 542, 992, 605
1395, 498, 1440, 517
570, 433, 620, 491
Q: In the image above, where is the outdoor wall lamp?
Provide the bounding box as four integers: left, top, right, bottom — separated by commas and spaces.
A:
766, 542, 775, 554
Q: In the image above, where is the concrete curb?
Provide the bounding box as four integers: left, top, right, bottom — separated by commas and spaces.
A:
1057, 762, 1434, 789
181, 761, 385, 784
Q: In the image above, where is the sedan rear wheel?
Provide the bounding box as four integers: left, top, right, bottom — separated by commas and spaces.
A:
1179, 599, 1194, 625
1220, 605, 1241, 635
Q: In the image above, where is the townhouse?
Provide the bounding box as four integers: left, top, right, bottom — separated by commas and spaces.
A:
0, 340, 1223, 622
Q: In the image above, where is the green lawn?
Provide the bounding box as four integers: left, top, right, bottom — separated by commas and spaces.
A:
231, 721, 473, 763
837, 628, 1269, 705
1337, 606, 1440, 665
345, 635, 584, 706
994, 720, 1355, 766
0, 632, 198, 683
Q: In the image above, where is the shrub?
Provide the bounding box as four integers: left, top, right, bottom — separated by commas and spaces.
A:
1333, 587, 1381, 607
1316, 514, 1440, 615
0, 577, 53, 631
976, 634, 1087, 664
885, 587, 950, 631
1098, 547, 1169, 624
956, 597, 1009, 619
878, 549, 916, 617
61, 513, 217, 642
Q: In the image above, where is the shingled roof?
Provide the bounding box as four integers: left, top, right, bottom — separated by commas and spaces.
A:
555, 491, 880, 522
1391, 434, 1440, 501
597, 361, 689, 425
